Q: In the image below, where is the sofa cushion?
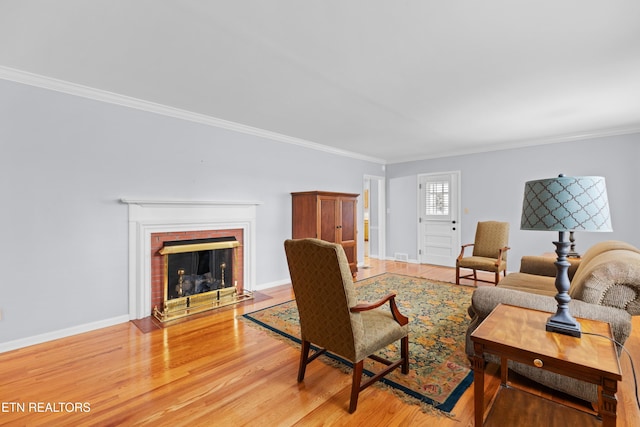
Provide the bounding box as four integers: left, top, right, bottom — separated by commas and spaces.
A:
519, 255, 581, 279
497, 272, 557, 296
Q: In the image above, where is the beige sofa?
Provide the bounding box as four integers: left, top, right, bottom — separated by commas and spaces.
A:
465, 240, 640, 403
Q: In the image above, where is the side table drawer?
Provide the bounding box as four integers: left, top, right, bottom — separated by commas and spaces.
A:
495, 351, 609, 386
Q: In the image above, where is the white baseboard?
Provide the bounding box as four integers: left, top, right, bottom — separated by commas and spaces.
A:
0, 315, 130, 354
1, 273, 367, 353
0, 279, 292, 353
385, 256, 419, 264
253, 279, 291, 291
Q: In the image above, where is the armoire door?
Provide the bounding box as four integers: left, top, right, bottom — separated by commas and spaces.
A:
319, 197, 338, 242
339, 197, 357, 269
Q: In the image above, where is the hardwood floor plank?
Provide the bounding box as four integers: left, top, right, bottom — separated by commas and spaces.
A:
0, 259, 638, 426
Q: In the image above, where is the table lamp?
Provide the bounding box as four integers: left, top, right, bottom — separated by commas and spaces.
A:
520, 174, 612, 337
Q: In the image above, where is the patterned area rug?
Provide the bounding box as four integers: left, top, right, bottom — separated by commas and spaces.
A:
242, 273, 474, 414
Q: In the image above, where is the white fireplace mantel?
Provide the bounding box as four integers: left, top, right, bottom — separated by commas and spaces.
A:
122, 199, 262, 207
121, 199, 262, 319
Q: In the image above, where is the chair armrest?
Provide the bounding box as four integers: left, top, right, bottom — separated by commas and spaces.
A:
519, 255, 581, 279
351, 293, 409, 326
494, 246, 510, 267
457, 243, 474, 261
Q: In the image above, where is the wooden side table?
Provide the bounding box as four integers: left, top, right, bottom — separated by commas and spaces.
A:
470, 304, 622, 426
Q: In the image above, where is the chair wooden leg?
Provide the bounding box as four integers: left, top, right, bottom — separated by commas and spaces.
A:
298, 340, 311, 382
349, 361, 364, 413
473, 270, 477, 280
494, 271, 500, 285
401, 336, 409, 374
455, 266, 460, 285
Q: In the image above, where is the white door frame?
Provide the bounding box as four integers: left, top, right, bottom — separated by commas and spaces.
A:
363, 175, 386, 262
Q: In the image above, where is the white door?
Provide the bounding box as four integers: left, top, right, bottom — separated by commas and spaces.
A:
418, 171, 460, 266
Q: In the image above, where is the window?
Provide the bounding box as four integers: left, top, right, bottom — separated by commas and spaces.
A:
425, 181, 449, 216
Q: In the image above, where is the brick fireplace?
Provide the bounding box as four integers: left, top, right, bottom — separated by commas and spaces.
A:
122, 199, 260, 320
150, 229, 243, 311
151, 229, 248, 321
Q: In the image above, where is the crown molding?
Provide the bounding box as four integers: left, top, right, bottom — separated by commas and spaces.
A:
0, 66, 386, 164
387, 126, 640, 164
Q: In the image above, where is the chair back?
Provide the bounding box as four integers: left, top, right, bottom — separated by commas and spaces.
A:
472, 221, 510, 260
284, 238, 362, 360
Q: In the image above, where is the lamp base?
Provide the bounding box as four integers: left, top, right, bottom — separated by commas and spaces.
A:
545, 232, 582, 338
546, 316, 582, 338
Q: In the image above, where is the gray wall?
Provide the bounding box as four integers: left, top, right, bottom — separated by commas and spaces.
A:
0, 79, 383, 345
2, 76, 638, 349
386, 136, 640, 269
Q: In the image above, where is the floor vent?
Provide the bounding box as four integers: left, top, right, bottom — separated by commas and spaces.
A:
394, 253, 409, 262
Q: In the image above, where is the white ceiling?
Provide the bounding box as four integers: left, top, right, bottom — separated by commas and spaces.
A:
2, 1, 640, 163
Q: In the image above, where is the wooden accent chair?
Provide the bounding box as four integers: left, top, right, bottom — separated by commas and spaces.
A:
284, 238, 410, 413
456, 221, 510, 286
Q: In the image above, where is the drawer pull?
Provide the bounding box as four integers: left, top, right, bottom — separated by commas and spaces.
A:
533, 358, 543, 368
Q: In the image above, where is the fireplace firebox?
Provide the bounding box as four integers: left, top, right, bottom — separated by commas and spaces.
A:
153, 236, 253, 321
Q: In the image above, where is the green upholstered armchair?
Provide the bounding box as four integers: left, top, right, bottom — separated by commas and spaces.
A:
284, 238, 409, 413
456, 221, 510, 286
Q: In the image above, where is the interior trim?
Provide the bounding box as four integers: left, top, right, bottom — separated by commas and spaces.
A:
3, 65, 640, 165
0, 65, 385, 164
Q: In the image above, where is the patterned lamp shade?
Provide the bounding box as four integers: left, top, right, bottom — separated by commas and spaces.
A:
521, 175, 612, 232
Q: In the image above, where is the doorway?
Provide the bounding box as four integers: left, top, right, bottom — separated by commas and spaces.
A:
417, 171, 461, 266
363, 175, 385, 268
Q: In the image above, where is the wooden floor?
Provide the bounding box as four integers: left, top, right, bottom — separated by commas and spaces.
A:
1, 260, 638, 426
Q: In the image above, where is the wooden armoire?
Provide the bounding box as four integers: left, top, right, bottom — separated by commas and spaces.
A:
291, 191, 358, 275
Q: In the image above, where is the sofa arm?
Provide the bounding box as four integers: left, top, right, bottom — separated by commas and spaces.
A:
570, 249, 640, 316
519, 255, 581, 279
466, 287, 632, 360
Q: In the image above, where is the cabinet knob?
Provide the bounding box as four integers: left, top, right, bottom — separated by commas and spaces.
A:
533, 358, 543, 368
